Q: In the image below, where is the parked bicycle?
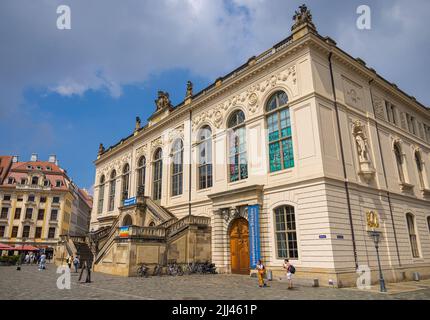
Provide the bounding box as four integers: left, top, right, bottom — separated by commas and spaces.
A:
152, 264, 164, 276
137, 263, 149, 278
167, 262, 184, 276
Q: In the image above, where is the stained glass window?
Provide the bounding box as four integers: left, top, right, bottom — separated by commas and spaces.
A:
108, 170, 116, 211
171, 139, 183, 196
137, 156, 146, 195
228, 110, 247, 182
198, 126, 213, 189
153, 148, 163, 200
266, 91, 294, 172
274, 206, 298, 259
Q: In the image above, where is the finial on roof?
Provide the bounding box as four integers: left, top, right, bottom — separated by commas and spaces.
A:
291, 4, 317, 40
98, 143, 105, 156
155, 91, 172, 111
135, 116, 141, 132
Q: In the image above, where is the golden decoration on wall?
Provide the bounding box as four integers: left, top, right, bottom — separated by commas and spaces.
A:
366, 210, 380, 229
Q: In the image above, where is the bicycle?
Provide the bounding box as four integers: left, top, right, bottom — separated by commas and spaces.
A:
152, 264, 163, 276
137, 263, 149, 278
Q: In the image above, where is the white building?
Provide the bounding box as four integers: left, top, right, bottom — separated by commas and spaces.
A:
89, 5, 430, 286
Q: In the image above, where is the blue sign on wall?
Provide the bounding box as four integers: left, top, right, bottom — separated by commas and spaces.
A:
248, 205, 261, 269
124, 197, 137, 206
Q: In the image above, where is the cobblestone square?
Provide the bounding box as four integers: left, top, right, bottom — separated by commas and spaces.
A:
1, 265, 430, 300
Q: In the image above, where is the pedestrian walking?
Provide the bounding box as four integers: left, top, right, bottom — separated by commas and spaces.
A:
78, 260, 92, 283
73, 256, 80, 273
256, 259, 267, 288
38, 253, 46, 270
283, 259, 295, 289
24, 253, 30, 264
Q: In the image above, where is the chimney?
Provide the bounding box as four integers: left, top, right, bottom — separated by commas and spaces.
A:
30, 153, 38, 162
48, 155, 57, 163
12, 155, 19, 163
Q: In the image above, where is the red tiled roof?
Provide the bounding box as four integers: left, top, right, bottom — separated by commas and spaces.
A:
0, 156, 13, 184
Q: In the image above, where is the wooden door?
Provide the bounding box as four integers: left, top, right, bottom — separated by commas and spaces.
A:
230, 218, 250, 274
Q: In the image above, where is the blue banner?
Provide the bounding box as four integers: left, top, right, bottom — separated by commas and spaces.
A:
248, 205, 261, 269
124, 197, 137, 206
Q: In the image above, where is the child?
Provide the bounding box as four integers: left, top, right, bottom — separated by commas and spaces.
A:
256, 260, 267, 288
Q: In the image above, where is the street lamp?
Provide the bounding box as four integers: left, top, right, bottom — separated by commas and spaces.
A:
16, 237, 27, 271
368, 231, 387, 292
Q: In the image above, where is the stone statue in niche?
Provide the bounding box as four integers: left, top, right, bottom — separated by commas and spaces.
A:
352, 120, 375, 182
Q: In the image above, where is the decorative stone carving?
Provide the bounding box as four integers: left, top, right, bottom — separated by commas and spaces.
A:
192, 65, 297, 130
135, 117, 141, 132
343, 77, 364, 110
292, 4, 316, 32
155, 91, 172, 111
352, 120, 375, 183
400, 112, 407, 130
373, 96, 385, 120
168, 125, 184, 143
151, 137, 163, 153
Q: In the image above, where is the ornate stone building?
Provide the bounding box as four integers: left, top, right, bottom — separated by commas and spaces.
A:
89, 5, 430, 286
0, 154, 92, 257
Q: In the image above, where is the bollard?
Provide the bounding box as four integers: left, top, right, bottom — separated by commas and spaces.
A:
266, 270, 273, 281
312, 278, 319, 287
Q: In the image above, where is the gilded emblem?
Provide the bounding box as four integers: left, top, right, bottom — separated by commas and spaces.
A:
366, 211, 379, 229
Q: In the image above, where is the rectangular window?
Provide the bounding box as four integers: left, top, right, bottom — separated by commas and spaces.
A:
28, 195, 35, 202
274, 206, 299, 259
52, 197, 60, 203
17, 195, 23, 202
3, 194, 11, 201
40, 196, 47, 203
11, 226, 18, 238
0, 226, 5, 238
25, 208, 33, 220
37, 209, 44, 220
50, 209, 58, 221
14, 208, 21, 220
22, 226, 30, 238
48, 227, 56, 239
35, 227, 42, 239
0, 207, 8, 219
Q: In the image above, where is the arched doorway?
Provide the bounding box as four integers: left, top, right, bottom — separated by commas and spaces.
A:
229, 218, 250, 274
122, 214, 133, 227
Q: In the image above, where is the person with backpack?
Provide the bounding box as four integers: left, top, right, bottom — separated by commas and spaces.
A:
283, 259, 295, 289
73, 256, 80, 273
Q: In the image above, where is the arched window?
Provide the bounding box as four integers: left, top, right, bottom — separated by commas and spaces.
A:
394, 143, 405, 183
406, 213, 420, 258
415, 151, 425, 189
122, 214, 132, 227
171, 139, 184, 196
108, 170, 116, 211
98, 175, 105, 214
153, 148, 163, 201
122, 163, 130, 202
274, 205, 298, 259
149, 221, 156, 227
198, 126, 213, 189
228, 110, 248, 182
266, 91, 294, 172
137, 156, 146, 195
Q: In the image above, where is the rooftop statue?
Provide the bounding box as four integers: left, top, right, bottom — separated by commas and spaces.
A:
155, 91, 172, 111
292, 4, 316, 31
186, 81, 193, 99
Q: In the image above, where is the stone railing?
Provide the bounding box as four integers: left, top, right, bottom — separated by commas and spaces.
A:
166, 215, 211, 237
128, 226, 166, 239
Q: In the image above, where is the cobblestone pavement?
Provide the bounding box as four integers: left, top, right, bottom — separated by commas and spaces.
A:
1, 265, 430, 300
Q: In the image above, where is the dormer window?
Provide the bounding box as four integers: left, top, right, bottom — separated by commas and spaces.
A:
20, 178, 27, 185
36, 166, 42, 170
27, 165, 32, 170
55, 180, 62, 187
46, 166, 51, 171
7, 177, 14, 184
31, 176, 39, 185
43, 179, 50, 187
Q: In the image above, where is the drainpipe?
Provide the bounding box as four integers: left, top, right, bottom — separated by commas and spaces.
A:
328, 52, 358, 268
368, 79, 402, 267
189, 109, 192, 217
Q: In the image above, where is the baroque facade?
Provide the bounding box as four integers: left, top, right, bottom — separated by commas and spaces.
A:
89, 5, 430, 286
0, 154, 92, 256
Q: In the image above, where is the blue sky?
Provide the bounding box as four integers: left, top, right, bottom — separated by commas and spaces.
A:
1, 0, 429, 192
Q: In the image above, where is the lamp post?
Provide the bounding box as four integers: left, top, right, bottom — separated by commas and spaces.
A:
369, 231, 387, 292
16, 237, 27, 271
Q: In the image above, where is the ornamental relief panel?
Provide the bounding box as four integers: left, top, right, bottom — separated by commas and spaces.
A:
150, 136, 164, 154
192, 65, 298, 131
168, 125, 185, 144
372, 95, 386, 120
96, 152, 132, 180
135, 144, 148, 165
342, 76, 364, 111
